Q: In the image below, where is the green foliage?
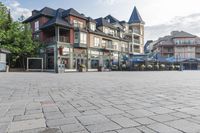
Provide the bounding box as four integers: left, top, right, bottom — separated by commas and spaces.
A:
0, 2, 41, 68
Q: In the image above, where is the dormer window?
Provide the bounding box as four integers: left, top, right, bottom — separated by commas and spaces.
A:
90, 23, 96, 31
73, 20, 84, 29
107, 19, 110, 23
104, 28, 109, 34
34, 21, 39, 31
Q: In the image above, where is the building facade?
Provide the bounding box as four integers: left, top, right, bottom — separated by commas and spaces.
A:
24, 6, 145, 72
150, 31, 200, 70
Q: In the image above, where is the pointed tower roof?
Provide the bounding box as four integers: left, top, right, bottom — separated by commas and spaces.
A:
128, 6, 145, 24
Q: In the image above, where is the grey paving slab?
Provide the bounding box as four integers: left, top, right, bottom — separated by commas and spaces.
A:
7, 118, 46, 132
86, 121, 121, 133
77, 114, 110, 126
148, 123, 182, 133
1, 72, 200, 132
165, 119, 200, 133
110, 116, 140, 128
117, 127, 141, 133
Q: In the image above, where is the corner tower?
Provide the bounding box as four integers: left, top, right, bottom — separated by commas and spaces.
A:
128, 6, 145, 54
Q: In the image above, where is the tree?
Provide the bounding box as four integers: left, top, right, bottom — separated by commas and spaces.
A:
0, 2, 41, 69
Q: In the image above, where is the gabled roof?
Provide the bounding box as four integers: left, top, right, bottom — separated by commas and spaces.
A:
104, 15, 120, 23
62, 8, 87, 20
95, 17, 117, 29
87, 17, 96, 23
171, 31, 196, 38
40, 9, 71, 29
40, 7, 56, 17
23, 7, 56, 23
128, 6, 145, 24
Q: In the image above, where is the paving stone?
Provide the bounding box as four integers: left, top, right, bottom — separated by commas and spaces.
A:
134, 117, 156, 125
117, 127, 141, 133
126, 109, 155, 118
176, 107, 200, 116
13, 113, 44, 121
7, 118, 46, 132
97, 107, 124, 115
46, 117, 77, 127
44, 112, 65, 120
137, 126, 157, 133
148, 123, 182, 133
86, 121, 121, 132
149, 114, 179, 122
170, 112, 192, 118
147, 107, 175, 114
77, 114, 110, 125
110, 116, 140, 128
166, 119, 200, 133
60, 123, 85, 133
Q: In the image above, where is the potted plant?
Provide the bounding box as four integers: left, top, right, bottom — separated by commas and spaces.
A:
175, 65, 180, 70
160, 64, 165, 71
154, 64, 159, 71
170, 65, 175, 70
140, 64, 145, 71
98, 66, 103, 72
79, 64, 86, 72
147, 64, 153, 71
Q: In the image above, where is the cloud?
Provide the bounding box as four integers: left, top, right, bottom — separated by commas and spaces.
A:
4, 0, 31, 20
145, 13, 200, 42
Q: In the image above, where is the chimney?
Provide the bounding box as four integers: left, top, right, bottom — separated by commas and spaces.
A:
32, 10, 39, 16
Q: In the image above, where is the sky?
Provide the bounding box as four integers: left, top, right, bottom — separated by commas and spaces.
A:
1, 0, 200, 42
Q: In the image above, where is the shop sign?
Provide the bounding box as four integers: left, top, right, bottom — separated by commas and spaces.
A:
63, 47, 70, 55
91, 51, 99, 55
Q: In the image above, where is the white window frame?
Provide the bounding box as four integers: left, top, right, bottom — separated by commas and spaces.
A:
94, 37, 100, 47
104, 27, 109, 34
80, 32, 87, 44
90, 23, 96, 31
34, 21, 39, 31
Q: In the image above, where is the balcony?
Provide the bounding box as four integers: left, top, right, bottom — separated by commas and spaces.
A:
162, 49, 174, 53
121, 47, 129, 52
44, 36, 70, 44
133, 29, 140, 34
134, 40, 140, 44
134, 49, 141, 53
74, 43, 87, 48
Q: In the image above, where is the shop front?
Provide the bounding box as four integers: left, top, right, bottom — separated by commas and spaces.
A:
73, 48, 87, 71
58, 46, 73, 70
88, 50, 101, 70
181, 58, 200, 70
46, 46, 55, 70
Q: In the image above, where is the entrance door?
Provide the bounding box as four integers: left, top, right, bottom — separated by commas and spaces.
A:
191, 63, 198, 70
61, 58, 70, 69
75, 58, 86, 70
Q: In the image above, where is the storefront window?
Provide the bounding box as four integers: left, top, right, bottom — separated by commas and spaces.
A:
91, 59, 99, 69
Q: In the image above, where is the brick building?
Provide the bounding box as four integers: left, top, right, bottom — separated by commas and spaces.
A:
24, 6, 145, 72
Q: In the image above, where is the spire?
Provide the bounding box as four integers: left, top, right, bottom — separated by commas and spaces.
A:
128, 6, 145, 24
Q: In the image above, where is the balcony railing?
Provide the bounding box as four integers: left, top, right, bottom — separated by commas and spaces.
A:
134, 49, 141, 53
44, 36, 70, 44
133, 29, 140, 34
134, 40, 140, 44
106, 44, 114, 49
59, 36, 70, 43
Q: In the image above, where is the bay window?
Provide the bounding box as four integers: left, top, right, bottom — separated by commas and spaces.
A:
34, 21, 39, 31
80, 32, 87, 44
94, 37, 100, 47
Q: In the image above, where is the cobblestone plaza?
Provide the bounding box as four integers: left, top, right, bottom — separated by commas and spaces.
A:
1, 72, 200, 133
